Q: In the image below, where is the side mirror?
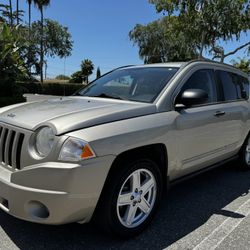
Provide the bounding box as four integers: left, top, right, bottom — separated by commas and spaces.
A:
176, 89, 208, 108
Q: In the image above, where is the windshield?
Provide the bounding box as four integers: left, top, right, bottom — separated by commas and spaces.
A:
76, 67, 179, 103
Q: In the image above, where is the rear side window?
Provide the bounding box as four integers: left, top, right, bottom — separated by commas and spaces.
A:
217, 70, 249, 101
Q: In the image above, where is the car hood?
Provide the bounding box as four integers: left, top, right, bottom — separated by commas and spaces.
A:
0, 97, 156, 135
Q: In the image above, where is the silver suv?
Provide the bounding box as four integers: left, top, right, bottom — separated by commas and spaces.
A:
0, 60, 249, 238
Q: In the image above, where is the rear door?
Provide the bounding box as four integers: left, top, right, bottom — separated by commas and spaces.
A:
214, 70, 249, 151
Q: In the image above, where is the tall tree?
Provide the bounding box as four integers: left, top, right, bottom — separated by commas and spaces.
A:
26, 0, 32, 31
16, 0, 19, 25
28, 19, 73, 76
96, 67, 101, 79
26, 0, 33, 77
8, 0, 13, 26
81, 59, 94, 84
130, 16, 198, 63
149, 0, 250, 62
34, 0, 50, 83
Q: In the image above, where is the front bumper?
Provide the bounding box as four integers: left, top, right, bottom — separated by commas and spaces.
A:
0, 156, 115, 225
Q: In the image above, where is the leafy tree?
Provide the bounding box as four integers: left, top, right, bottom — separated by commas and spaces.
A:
0, 3, 12, 24
148, 0, 250, 62
96, 66, 101, 78
232, 57, 250, 74
0, 23, 27, 87
0, 2, 23, 25
130, 16, 198, 63
28, 19, 73, 77
0, 4, 8, 22
55, 74, 70, 80
0, 0, 74, 88
33, 0, 50, 83
69, 71, 83, 83
81, 59, 94, 83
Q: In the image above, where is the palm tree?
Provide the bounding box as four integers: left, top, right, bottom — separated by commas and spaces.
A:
9, 0, 13, 26
33, 0, 50, 83
81, 59, 94, 84
26, 0, 32, 30
16, 0, 19, 25
26, 0, 33, 77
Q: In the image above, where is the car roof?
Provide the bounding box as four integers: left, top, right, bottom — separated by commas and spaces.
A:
122, 59, 248, 78
125, 62, 185, 69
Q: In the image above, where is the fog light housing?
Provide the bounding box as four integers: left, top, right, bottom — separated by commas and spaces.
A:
26, 201, 50, 219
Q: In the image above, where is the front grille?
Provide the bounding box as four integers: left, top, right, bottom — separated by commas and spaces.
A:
0, 125, 25, 170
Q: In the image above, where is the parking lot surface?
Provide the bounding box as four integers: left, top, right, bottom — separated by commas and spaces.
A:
1, 162, 250, 250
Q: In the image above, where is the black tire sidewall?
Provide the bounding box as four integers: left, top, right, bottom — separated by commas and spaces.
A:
240, 136, 250, 170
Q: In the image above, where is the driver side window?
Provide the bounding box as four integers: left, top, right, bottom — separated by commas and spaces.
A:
181, 69, 217, 104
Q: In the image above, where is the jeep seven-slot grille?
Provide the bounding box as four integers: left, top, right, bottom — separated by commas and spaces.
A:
0, 125, 24, 170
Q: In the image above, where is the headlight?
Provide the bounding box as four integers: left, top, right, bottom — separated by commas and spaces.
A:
59, 138, 96, 162
35, 127, 55, 158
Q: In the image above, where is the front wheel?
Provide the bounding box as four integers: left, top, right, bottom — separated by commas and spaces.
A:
95, 159, 163, 238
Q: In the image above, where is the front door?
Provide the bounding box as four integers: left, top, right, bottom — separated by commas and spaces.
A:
174, 69, 231, 175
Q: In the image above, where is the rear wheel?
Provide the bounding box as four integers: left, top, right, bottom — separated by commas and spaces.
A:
95, 158, 163, 238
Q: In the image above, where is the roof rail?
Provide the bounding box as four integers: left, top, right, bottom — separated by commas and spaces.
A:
183, 58, 247, 74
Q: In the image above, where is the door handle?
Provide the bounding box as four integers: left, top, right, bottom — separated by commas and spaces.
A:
214, 111, 226, 117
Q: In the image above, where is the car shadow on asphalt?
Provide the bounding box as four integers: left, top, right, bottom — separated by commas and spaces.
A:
1, 162, 250, 250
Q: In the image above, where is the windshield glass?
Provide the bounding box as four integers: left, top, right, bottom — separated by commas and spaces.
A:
76, 67, 179, 103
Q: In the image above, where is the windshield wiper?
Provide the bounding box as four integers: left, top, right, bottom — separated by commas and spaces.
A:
92, 93, 125, 100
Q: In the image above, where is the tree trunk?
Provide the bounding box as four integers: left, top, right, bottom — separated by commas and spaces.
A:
199, 31, 205, 59
28, 3, 31, 30
40, 7, 44, 83
9, 0, 13, 26
44, 61, 47, 80
220, 53, 225, 63
16, 0, 19, 25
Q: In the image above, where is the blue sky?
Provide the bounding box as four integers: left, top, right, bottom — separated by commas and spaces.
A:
4, 0, 250, 79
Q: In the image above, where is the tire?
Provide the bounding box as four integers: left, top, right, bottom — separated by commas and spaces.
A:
239, 134, 250, 170
94, 158, 163, 238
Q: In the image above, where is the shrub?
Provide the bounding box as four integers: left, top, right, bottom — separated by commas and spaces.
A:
69, 71, 83, 83
18, 82, 83, 96
0, 82, 84, 107
0, 96, 26, 108
55, 75, 70, 80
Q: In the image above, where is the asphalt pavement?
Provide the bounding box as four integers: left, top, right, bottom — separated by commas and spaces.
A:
1, 161, 250, 250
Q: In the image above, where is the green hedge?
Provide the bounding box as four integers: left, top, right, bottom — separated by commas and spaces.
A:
0, 81, 26, 107
0, 96, 26, 108
0, 82, 84, 108
19, 82, 83, 96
